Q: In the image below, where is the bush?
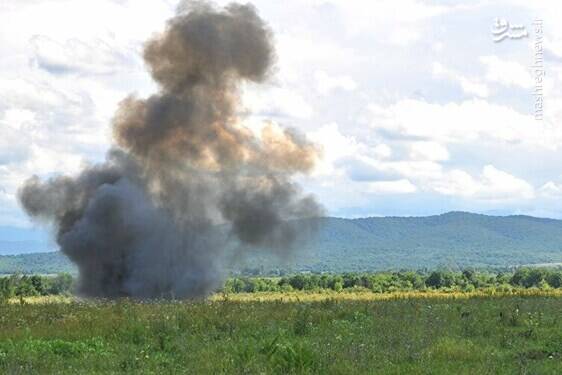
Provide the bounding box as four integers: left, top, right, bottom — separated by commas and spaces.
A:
0, 273, 74, 298
546, 272, 562, 288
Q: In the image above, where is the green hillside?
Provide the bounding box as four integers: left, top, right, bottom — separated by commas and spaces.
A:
294, 212, 562, 272
0, 252, 75, 275
1, 212, 562, 274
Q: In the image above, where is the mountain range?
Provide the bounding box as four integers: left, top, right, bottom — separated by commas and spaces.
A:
1, 211, 561, 274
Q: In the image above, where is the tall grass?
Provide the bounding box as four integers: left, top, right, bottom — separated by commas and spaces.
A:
0, 293, 560, 374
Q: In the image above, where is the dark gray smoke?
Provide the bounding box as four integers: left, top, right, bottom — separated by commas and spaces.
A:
17, 1, 322, 298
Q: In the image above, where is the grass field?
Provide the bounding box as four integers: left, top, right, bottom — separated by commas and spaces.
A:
0, 292, 561, 374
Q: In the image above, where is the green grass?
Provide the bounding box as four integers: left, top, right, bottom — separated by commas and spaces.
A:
0, 295, 561, 374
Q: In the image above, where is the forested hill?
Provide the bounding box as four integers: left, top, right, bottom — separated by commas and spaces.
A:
1, 212, 562, 274
295, 212, 562, 272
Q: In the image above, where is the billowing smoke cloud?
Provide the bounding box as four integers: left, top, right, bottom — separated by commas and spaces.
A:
18, 1, 322, 298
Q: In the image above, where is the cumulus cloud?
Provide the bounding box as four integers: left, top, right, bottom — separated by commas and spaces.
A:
433, 62, 490, 98
243, 85, 314, 120
326, 0, 449, 44
365, 179, 417, 194
480, 55, 533, 89
307, 123, 362, 176
314, 70, 357, 95
2, 0, 562, 224
368, 98, 562, 149
336, 157, 400, 182
0, 75, 108, 152
409, 142, 449, 161
539, 181, 562, 198
433, 165, 535, 201
373, 144, 392, 159
0, 120, 31, 165
29, 35, 136, 76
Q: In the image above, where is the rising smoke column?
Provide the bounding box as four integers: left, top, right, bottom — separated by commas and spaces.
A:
18, 1, 323, 298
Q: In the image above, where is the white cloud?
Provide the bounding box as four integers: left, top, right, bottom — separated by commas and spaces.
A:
373, 144, 392, 159
275, 34, 357, 79
539, 181, 562, 198
457, 78, 491, 98
388, 160, 444, 181
1, 0, 562, 223
243, 85, 314, 120
307, 123, 363, 176
365, 179, 417, 194
368, 98, 561, 149
314, 70, 357, 96
480, 55, 533, 89
0, 122, 31, 165
433, 62, 490, 98
2, 108, 35, 131
409, 141, 449, 161
327, 0, 449, 44
510, 1, 562, 60
433, 165, 534, 201
0, 75, 111, 150
29, 35, 136, 75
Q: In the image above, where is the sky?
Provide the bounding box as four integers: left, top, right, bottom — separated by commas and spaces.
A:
1, 0, 562, 227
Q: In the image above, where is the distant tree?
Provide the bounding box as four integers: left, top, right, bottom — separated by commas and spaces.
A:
0, 277, 15, 301
279, 282, 293, 292
526, 269, 546, 288
342, 274, 361, 289
546, 272, 562, 288
328, 276, 343, 291
462, 269, 475, 282
30, 275, 45, 295
6, 274, 18, 297
510, 269, 530, 287
288, 275, 307, 290
538, 279, 551, 290
15, 275, 38, 296
318, 275, 330, 289
426, 271, 444, 288
462, 284, 475, 292
47, 273, 74, 295
400, 272, 425, 290
495, 272, 511, 285
332, 279, 343, 292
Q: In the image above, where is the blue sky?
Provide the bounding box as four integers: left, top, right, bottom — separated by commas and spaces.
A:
1, 0, 562, 227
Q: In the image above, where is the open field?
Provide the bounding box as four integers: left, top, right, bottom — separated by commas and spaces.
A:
1, 292, 561, 374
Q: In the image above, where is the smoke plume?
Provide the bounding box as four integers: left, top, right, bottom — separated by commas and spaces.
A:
18, 1, 322, 298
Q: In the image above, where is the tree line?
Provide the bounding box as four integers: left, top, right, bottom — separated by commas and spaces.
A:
0, 273, 73, 301
1, 268, 561, 299
223, 268, 562, 293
